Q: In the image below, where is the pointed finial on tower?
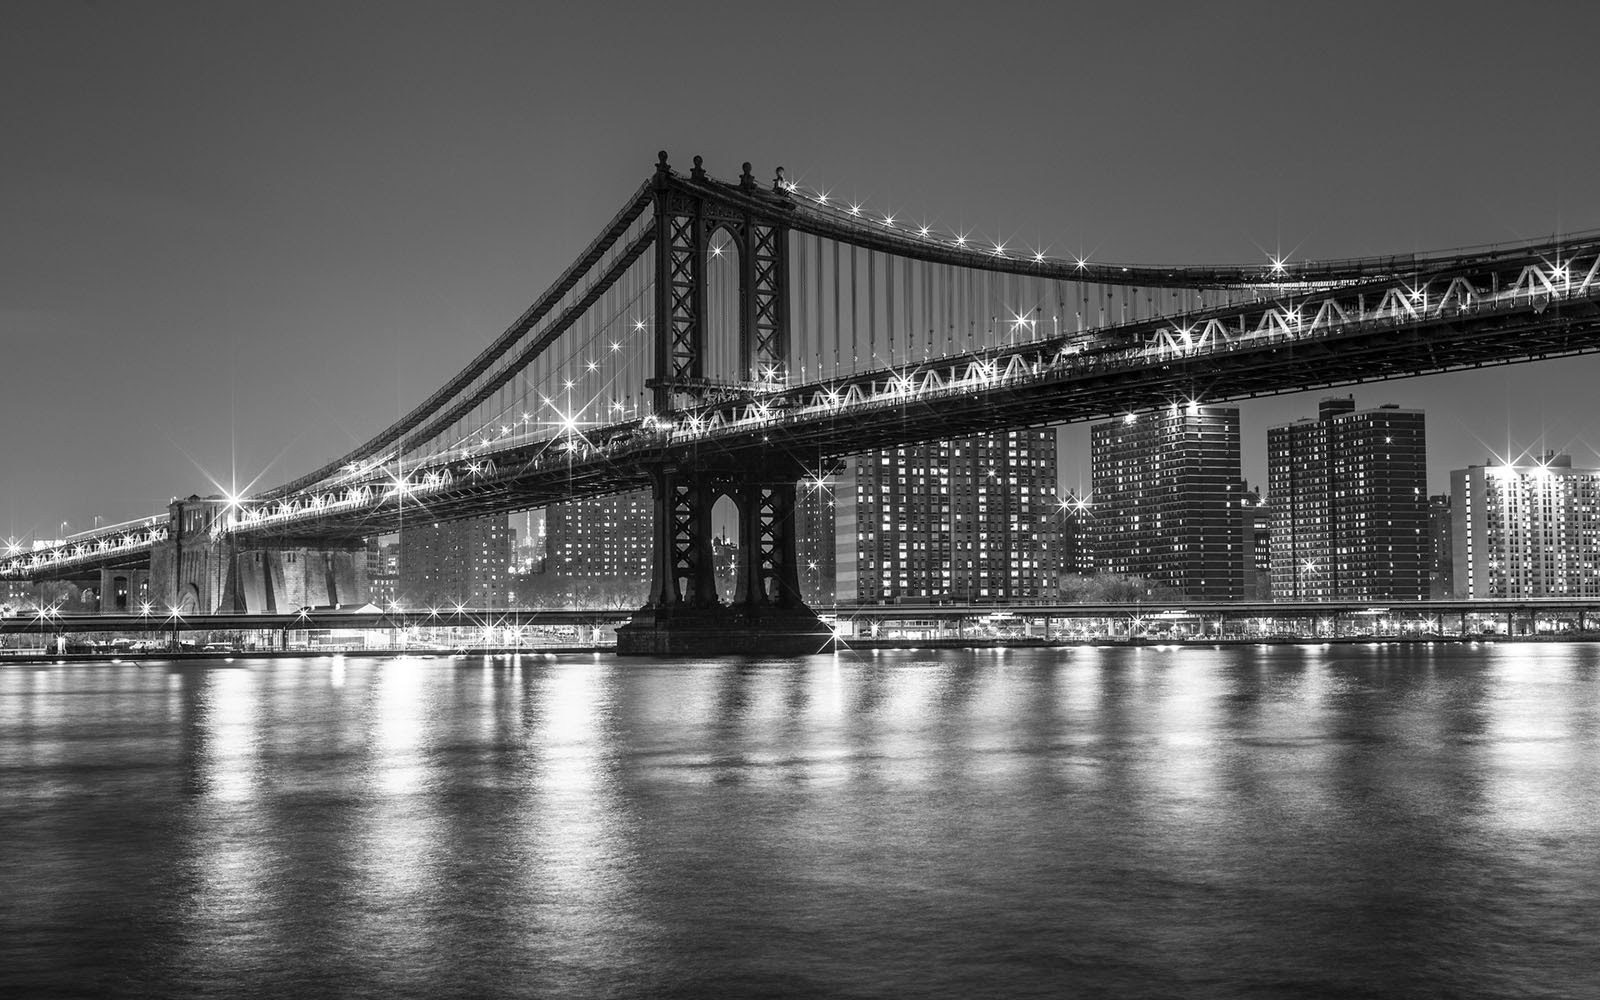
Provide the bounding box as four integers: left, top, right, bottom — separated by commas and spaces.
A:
773, 166, 786, 193
691, 155, 706, 181
656, 150, 671, 175
740, 161, 756, 190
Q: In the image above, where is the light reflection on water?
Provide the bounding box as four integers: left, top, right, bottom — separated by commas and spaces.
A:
2, 644, 1598, 999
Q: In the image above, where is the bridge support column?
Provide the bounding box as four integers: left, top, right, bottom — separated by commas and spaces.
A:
619, 457, 832, 657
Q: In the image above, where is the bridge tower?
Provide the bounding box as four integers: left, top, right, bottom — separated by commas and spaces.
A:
616, 155, 833, 655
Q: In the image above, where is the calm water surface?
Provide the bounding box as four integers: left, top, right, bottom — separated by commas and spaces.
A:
2, 645, 1598, 999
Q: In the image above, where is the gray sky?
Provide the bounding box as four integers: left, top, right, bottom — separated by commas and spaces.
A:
5, 1, 1600, 540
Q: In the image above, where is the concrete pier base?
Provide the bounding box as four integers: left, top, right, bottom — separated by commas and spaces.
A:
616, 605, 835, 657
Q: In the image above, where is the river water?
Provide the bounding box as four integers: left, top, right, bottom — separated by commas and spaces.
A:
2, 644, 1597, 999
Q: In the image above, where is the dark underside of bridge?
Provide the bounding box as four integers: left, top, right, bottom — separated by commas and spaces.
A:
231, 295, 1600, 545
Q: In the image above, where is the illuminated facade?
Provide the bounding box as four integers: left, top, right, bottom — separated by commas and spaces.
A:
1268, 397, 1428, 601
1451, 454, 1600, 599
834, 430, 1058, 604
1090, 405, 1244, 600
544, 490, 651, 581
398, 516, 513, 608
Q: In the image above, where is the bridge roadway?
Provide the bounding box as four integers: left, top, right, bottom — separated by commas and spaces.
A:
227, 246, 1600, 543
5, 599, 1597, 638
0, 608, 632, 636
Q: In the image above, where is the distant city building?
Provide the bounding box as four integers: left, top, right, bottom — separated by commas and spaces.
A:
398, 516, 513, 608
1242, 488, 1272, 600
1429, 494, 1453, 599
367, 538, 399, 608
544, 491, 651, 581
796, 476, 836, 605
1268, 396, 1428, 601
834, 430, 1058, 603
1451, 454, 1600, 599
1090, 404, 1244, 600
1052, 490, 1095, 582
1, 579, 32, 610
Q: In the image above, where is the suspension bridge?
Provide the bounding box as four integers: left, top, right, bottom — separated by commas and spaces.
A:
7, 153, 1600, 652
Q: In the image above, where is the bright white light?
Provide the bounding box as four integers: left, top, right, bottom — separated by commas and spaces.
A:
991, 242, 1007, 257
1269, 255, 1287, 276
1124, 413, 1137, 424
1032, 250, 1046, 263
1186, 400, 1199, 415
848, 204, 862, 217
816, 190, 830, 205
954, 233, 969, 247
564, 379, 575, 390
882, 214, 896, 227
917, 225, 931, 237
586, 361, 598, 372
711, 243, 724, 257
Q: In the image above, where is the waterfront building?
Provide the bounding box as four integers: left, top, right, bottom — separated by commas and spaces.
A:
543, 490, 651, 581
1451, 454, 1600, 598
1089, 404, 1244, 600
1268, 396, 1428, 601
398, 516, 513, 608
834, 429, 1058, 603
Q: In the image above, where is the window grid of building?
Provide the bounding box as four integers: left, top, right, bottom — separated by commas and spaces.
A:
1451, 455, 1600, 599
1268, 397, 1428, 602
1090, 405, 1245, 601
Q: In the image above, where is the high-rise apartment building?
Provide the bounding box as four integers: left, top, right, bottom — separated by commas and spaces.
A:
1089, 404, 1244, 600
1268, 397, 1428, 601
398, 516, 513, 608
834, 429, 1058, 603
1451, 454, 1600, 599
544, 491, 651, 581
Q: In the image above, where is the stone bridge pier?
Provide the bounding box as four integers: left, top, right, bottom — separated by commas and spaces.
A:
149, 496, 368, 613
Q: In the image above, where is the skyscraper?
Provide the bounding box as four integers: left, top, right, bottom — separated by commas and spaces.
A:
1268, 396, 1427, 601
1089, 404, 1244, 600
1451, 454, 1600, 599
398, 516, 513, 609
834, 429, 1058, 604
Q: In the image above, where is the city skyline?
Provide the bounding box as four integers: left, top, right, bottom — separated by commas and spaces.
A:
7, 3, 1600, 537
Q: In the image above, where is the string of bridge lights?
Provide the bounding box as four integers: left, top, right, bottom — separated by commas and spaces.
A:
772, 176, 1299, 277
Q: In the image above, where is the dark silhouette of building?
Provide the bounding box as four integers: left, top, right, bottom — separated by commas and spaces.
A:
1429, 494, 1453, 599
1241, 487, 1271, 600
1268, 396, 1428, 601
1052, 490, 1094, 583
1090, 404, 1244, 600
796, 475, 836, 605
